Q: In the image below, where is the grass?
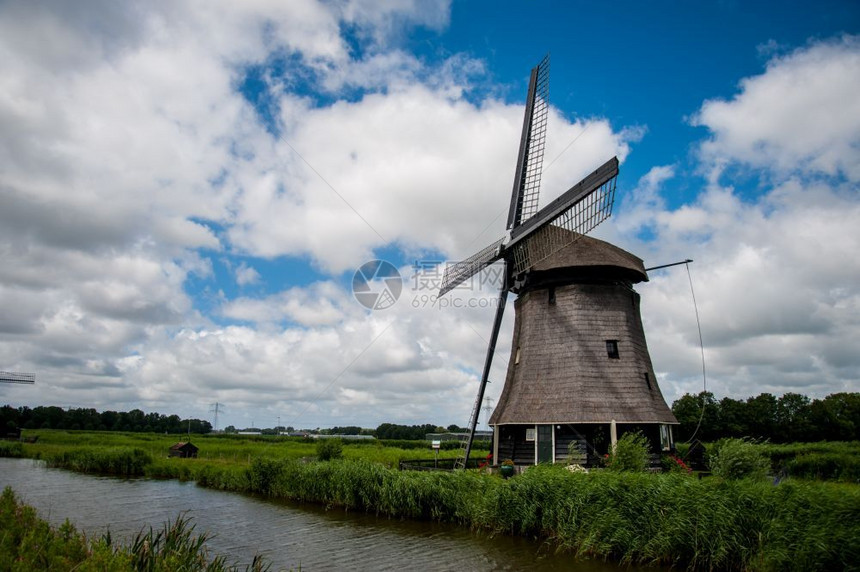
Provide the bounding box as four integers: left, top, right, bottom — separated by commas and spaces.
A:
677, 440, 860, 483
758, 441, 860, 482
0, 440, 24, 458
0, 486, 269, 571
18, 430, 483, 477
45, 447, 152, 477
9, 430, 860, 570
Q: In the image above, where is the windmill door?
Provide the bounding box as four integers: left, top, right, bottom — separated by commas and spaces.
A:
537, 425, 553, 463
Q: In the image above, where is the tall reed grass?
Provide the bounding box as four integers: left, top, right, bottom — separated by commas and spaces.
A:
759, 441, 860, 482
233, 459, 859, 571
45, 447, 152, 476
0, 487, 269, 571
0, 440, 24, 457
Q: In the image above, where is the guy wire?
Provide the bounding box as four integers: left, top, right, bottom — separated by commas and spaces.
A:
684, 261, 708, 443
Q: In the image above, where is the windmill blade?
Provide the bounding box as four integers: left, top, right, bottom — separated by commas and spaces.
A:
508, 157, 618, 274
439, 237, 505, 296
506, 54, 550, 230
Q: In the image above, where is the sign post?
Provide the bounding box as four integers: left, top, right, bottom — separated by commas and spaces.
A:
431, 440, 441, 468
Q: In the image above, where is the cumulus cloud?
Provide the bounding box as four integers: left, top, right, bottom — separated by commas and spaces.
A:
225, 88, 632, 272
234, 263, 262, 287
692, 35, 860, 182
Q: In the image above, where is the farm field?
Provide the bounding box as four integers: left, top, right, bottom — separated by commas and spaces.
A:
1, 429, 486, 479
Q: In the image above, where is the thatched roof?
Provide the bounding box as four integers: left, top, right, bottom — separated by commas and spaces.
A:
516, 228, 648, 286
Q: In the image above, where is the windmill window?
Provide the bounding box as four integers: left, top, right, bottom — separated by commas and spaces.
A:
644, 372, 652, 390
514, 347, 521, 365
548, 287, 556, 305
606, 340, 619, 359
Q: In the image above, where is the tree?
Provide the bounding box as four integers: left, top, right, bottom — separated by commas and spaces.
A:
809, 393, 860, 441
329, 426, 362, 435
719, 397, 748, 438
743, 393, 778, 440
672, 392, 719, 441
775, 393, 812, 442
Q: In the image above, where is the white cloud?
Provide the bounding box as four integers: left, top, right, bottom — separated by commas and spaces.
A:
225, 90, 633, 273
692, 35, 860, 182
234, 263, 262, 287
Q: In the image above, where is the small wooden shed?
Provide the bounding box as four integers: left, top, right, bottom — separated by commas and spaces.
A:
168, 441, 199, 459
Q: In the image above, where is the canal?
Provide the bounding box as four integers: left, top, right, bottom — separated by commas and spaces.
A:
0, 458, 650, 571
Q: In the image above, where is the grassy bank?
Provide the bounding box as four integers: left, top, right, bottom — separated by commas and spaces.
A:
228, 459, 859, 571
5, 431, 859, 570
0, 486, 267, 571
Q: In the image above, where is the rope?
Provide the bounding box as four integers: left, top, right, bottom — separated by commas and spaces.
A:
684, 261, 708, 443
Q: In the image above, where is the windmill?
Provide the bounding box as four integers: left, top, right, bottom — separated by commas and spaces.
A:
441, 56, 676, 468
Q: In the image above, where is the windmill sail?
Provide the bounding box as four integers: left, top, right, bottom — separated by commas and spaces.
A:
510, 157, 617, 274
439, 158, 618, 295
439, 237, 504, 296
0, 371, 35, 384
507, 54, 550, 230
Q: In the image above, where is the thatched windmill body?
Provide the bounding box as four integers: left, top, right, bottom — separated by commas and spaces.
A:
439, 56, 677, 467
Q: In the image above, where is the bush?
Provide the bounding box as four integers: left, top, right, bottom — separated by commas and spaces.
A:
710, 438, 770, 480
607, 431, 649, 472
316, 438, 343, 461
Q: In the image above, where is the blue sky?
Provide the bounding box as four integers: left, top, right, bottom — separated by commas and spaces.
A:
0, 1, 858, 430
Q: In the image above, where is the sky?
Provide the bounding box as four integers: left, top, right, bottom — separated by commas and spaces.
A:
1, 0, 859, 431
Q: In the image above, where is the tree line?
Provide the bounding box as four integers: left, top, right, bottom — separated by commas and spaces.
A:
5, 391, 858, 443
374, 423, 467, 440
1, 405, 212, 434
672, 391, 860, 443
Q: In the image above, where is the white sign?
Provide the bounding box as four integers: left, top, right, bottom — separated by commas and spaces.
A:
431, 440, 441, 450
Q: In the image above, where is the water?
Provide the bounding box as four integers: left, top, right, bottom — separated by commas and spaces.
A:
0, 458, 645, 571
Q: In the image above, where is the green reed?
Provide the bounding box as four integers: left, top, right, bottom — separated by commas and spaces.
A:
45, 447, 152, 477
237, 459, 859, 571
0, 486, 269, 571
